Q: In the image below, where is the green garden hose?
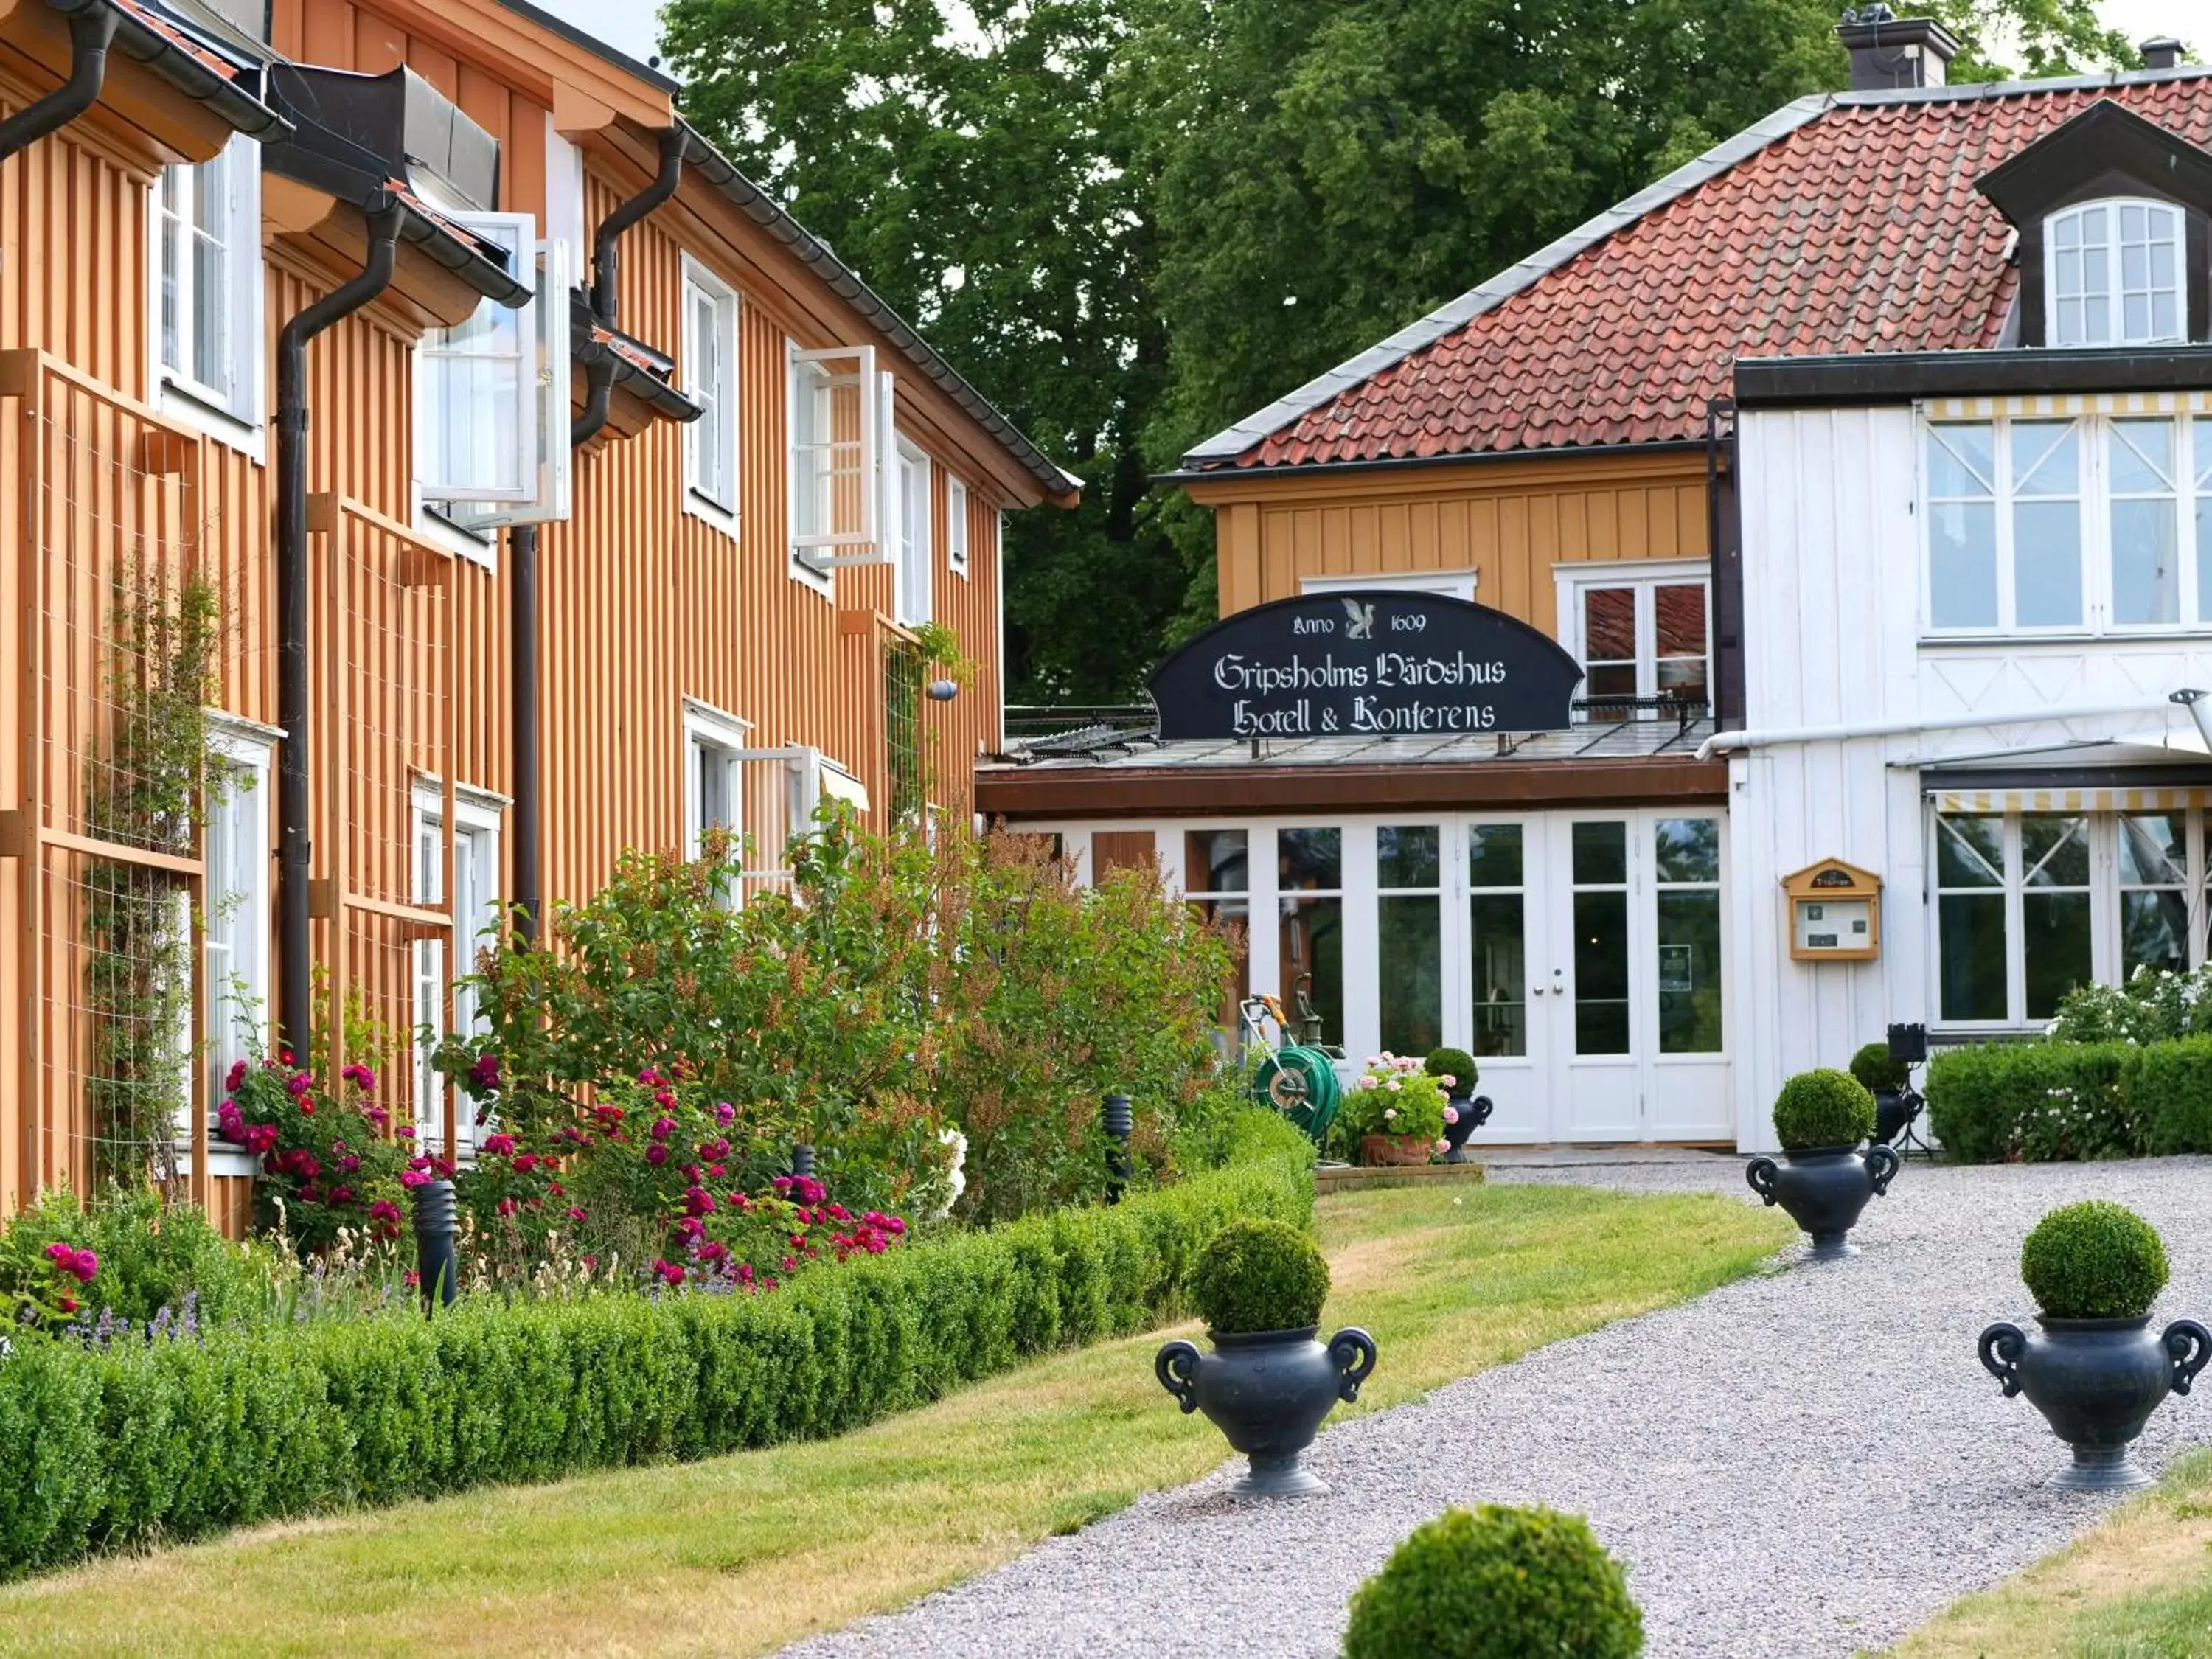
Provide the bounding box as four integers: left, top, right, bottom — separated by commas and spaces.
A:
1253, 1044, 1343, 1146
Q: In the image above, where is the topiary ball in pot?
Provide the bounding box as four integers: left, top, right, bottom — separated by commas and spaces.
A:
1746, 1068, 1898, 1260
2022, 1200, 2168, 1320
1424, 1047, 1489, 1160
1156, 1218, 1376, 1498
1342, 1503, 1643, 1659
1982, 1202, 2210, 1490
1848, 1040, 1910, 1098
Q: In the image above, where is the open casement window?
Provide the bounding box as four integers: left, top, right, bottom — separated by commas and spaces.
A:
894, 437, 932, 625
791, 344, 900, 568
947, 476, 970, 577
2047, 199, 2186, 347
411, 786, 501, 1155
683, 259, 740, 519
153, 133, 262, 427
683, 700, 752, 874
415, 212, 543, 510
439, 237, 574, 529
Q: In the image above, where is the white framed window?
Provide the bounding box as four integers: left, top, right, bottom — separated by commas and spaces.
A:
412, 211, 544, 564
789, 343, 900, 588
1933, 807, 2212, 1032
201, 720, 273, 1159
151, 134, 263, 443
1923, 414, 2212, 635
682, 698, 753, 863
1553, 561, 1710, 719
681, 256, 740, 526
2047, 199, 2185, 347
947, 475, 970, 578
411, 783, 503, 1153
894, 437, 931, 626
1302, 569, 1478, 602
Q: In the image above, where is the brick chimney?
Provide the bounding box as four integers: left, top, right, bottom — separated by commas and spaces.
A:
1837, 7, 1963, 91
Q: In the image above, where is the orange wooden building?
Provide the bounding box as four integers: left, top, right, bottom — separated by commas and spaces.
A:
0, 0, 1075, 1225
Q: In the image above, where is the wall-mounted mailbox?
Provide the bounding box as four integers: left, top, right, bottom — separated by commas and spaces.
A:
1781, 858, 1881, 962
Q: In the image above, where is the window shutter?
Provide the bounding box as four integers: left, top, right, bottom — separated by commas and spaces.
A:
417, 211, 538, 504
442, 234, 573, 528
792, 344, 892, 565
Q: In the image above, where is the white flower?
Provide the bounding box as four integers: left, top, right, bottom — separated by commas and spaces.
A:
1385, 1078, 1401, 1091
1384, 1107, 1398, 1121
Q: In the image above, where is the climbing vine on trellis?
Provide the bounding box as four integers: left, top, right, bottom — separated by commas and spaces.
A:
81, 560, 223, 1186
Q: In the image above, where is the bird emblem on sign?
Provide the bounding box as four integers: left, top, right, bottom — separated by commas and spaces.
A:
1340, 597, 1375, 640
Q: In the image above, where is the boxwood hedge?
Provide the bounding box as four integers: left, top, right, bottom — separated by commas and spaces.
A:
0, 1110, 1314, 1580
1924, 1036, 2212, 1163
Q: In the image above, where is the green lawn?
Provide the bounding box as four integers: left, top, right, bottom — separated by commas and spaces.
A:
1885, 1448, 2212, 1658
0, 1181, 1787, 1659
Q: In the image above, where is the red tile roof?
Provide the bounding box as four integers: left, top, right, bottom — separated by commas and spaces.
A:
1191, 74, 2212, 472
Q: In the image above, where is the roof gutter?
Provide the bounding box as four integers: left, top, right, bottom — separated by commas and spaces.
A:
1695, 691, 2212, 764
1158, 438, 1708, 487
0, 6, 116, 164
274, 204, 403, 1050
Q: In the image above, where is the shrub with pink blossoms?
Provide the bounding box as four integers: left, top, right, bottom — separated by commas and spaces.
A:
220, 1031, 406, 1254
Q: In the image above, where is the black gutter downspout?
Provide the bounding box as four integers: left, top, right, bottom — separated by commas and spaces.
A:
0, 7, 118, 162
276, 204, 403, 1052
1703, 397, 1742, 730
516, 126, 687, 935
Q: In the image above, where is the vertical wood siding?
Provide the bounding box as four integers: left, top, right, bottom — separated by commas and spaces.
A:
1205, 462, 1710, 637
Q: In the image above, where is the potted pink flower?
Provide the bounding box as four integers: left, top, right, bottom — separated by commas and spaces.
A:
1341, 1054, 1447, 1166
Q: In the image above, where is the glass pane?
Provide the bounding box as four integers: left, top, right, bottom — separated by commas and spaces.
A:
2124, 291, 2151, 341
1654, 818, 1720, 883
1929, 501, 1997, 627
1572, 821, 1627, 886
2112, 420, 2175, 491
1469, 892, 1526, 1058
1584, 587, 1636, 661
2023, 815, 2089, 888
1278, 827, 1340, 891
1279, 894, 1342, 1046
1938, 893, 2008, 1021
2011, 422, 2077, 495
2024, 892, 2093, 1019
1189, 897, 1249, 1036
2112, 498, 2180, 624
1377, 825, 1441, 890
159, 190, 181, 374
2013, 501, 2082, 627
1573, 891, 1631, 1055
1655, 584, 1705, 655
1584, 662, 1638, 717
1183, 830, 1248, 894
2154, 289, 2180, 342
2118, 813, 2185, 886
1656, 654, 1708, 709
1935, 815, 2003, 888
1927, 424, 1994, 495
1467, 823, 1523, 889
1657, 890, 1723, 1054
2122, 890, 2188, 979
1379, 895, 1442, 1057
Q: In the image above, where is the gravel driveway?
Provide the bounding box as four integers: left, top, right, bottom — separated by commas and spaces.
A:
779, 1156, 2212, 1659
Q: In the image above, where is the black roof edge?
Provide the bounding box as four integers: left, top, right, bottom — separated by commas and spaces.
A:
1921, 762, 2212, 791
490, 0, 679, 95
673, 119, 1079, 502
568, 288, 701, 424
1155, 437, 1708, 487
49, 0, 289, 141
1736, 344, 2212, 406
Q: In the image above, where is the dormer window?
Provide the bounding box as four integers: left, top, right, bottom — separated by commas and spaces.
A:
2048, 199, 2185, 346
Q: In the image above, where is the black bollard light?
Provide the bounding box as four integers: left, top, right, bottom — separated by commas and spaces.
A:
790, 1143, 817, 1179
1102, 1093, 1133, 1203
412, 1178, 459, 1314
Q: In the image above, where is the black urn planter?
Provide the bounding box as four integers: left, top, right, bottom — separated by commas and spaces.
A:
1871, 1090, 1913, 1145
1979, 1315, 2212, 1490
1155, 1325, 1378, 1498
1441, 1093, 1492, 1164
1744, 1143, 1899, 1259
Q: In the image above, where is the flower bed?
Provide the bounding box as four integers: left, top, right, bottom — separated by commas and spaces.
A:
0, 1110, 1313, 1580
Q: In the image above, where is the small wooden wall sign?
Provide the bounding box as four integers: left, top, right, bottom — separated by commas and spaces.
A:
1780, 858, 1881, 962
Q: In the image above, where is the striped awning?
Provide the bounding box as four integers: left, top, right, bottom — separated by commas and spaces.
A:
1924, 391, 2212, 420
1930, 786, 2212, 814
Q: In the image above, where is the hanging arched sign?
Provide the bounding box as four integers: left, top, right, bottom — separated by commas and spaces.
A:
1148, 591, 1585, 740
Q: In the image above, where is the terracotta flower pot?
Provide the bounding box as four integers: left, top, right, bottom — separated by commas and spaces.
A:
1359, 1133, 1433, 1167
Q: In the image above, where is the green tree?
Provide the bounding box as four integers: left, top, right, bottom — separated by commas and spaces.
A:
661, 0, 2139, 691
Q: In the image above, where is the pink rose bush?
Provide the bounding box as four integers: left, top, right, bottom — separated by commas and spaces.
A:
217, 1045, 407, 1253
